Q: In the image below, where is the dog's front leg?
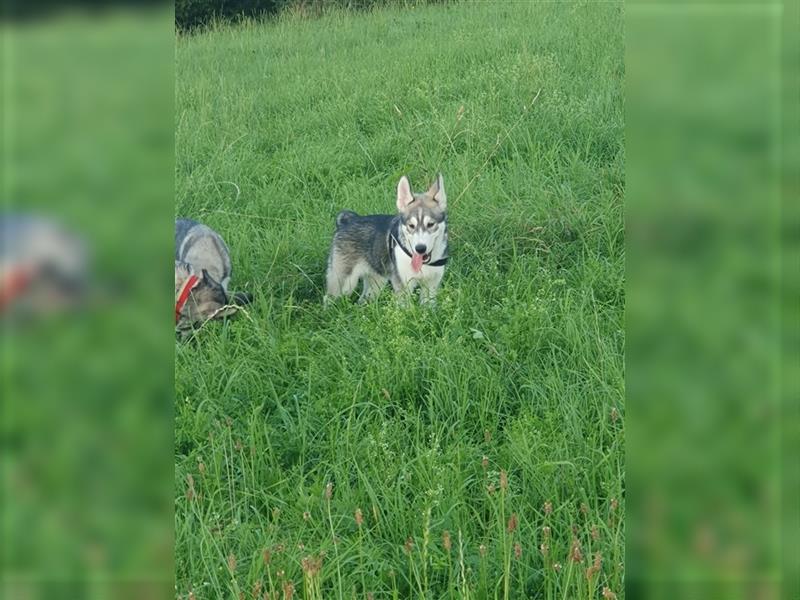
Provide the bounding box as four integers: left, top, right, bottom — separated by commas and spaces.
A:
419, 271, 443, 306
391, 276, 417, 307
419, 283, 438, 306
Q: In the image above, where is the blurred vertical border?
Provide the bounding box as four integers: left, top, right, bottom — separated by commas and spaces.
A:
1, 1, 174, 598
783, 0, 800, 595
627, 0, 798, 598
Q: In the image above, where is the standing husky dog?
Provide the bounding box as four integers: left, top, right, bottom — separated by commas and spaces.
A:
326, 174, 448, 305
175, 218, 250, 331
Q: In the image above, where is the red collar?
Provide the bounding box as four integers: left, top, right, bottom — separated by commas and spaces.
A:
175, 274, 200, 324
1, 266, 35, 312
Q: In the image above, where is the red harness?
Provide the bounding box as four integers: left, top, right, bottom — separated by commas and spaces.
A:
1, 266, 35, 312
175, 274, 199, 324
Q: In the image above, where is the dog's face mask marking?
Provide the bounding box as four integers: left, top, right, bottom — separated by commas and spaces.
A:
396, 174, 447, 259
176, 266, 237, 329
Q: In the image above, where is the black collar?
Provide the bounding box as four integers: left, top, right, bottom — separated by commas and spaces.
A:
389, 232, 448, 268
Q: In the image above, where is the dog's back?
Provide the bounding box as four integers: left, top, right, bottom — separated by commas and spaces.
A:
175, 218, 232, 289
331, 212, 396, 276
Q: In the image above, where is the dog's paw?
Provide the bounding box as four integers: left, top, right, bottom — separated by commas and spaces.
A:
394, 294, 412, 309
420, 298, 437, 308
323, 294, 337, 308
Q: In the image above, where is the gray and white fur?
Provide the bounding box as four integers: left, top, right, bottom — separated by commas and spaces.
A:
175, 218, 250, 330
325, 174, 448, 305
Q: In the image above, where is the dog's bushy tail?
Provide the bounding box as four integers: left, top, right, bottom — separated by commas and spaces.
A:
335, 210, 358, 228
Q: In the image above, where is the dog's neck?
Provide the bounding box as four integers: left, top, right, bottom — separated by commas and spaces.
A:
175, 261, 195, 293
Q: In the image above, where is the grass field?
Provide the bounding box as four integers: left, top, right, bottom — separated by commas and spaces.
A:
175, 2, 624, 598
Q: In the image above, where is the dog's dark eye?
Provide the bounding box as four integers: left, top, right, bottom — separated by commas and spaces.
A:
407, 222, 416, 230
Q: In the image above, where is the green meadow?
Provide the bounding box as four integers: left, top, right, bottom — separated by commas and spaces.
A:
175, 2, 624, 598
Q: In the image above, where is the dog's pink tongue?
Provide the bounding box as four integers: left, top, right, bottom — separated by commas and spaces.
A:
411, 253, 424, 273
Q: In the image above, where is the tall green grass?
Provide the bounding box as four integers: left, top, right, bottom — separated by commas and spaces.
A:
176, 2, 624, 598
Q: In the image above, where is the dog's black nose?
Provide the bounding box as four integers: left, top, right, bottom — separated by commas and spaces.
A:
415, 244, 427, 254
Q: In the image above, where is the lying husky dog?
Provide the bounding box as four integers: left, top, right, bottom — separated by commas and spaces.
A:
175, 218, 250, 331
326, 174, 448, 305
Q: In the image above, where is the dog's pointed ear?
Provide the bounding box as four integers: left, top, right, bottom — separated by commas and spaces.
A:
201, 268, 219, 286
396, 176, 414, 211
428, 173, 446, 209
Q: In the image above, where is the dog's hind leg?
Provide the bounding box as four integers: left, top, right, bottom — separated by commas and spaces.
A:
325, 260, 363, 303
325, 268, 343, 299
325, 254, 348, 299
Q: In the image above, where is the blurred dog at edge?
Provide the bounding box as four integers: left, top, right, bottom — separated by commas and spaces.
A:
1, 215, 89, 320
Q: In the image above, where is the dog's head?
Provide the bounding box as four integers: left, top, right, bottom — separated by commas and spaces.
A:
175, 262, 238, 330
395, 174, 448, 259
